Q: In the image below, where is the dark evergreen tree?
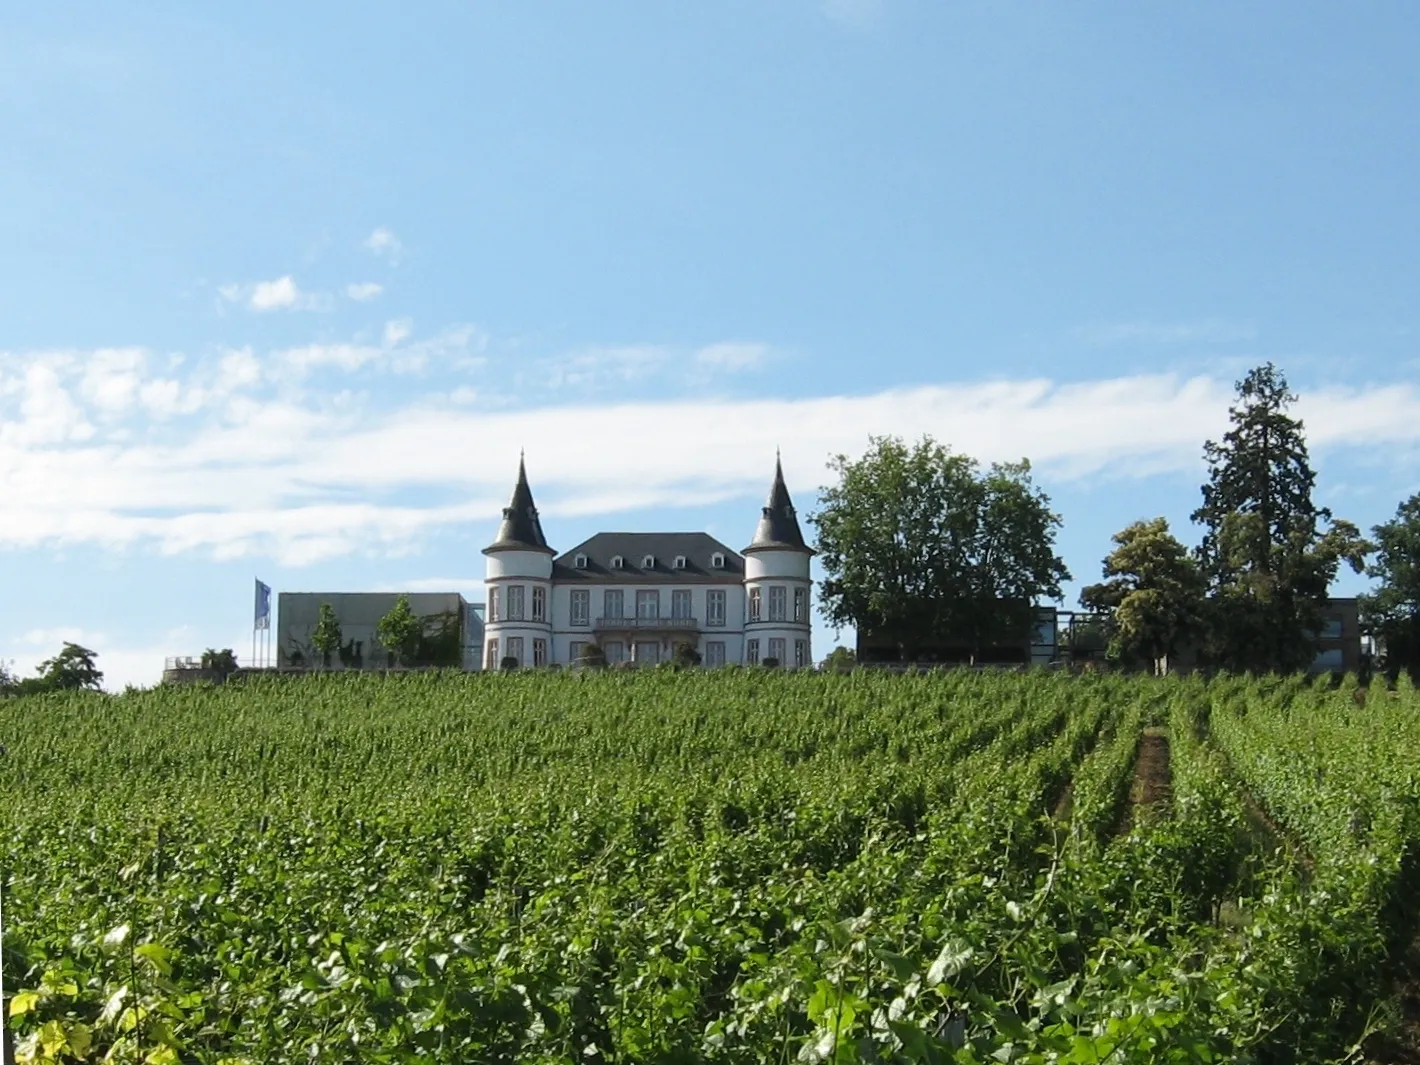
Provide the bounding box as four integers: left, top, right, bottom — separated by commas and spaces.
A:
1191, 363, 1370, 672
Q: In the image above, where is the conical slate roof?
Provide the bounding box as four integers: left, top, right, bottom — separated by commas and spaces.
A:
483, 454, 555, 554
744, 454, 813, 554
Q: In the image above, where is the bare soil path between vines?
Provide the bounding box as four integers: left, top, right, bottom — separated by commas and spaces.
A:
1119, 727, 1172, 833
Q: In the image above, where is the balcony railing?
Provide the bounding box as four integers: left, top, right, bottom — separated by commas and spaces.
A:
594, 616, 698, 631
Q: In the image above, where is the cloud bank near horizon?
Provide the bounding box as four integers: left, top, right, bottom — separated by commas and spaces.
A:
3, 338, 1419, 566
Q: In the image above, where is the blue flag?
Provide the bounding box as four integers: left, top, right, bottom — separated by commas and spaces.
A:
254, 579, 271, 630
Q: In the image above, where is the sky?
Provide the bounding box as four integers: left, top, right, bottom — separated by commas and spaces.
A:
3, 2, 1420, 689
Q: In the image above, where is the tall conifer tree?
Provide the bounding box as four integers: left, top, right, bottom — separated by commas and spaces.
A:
1191, 363, 1369, 672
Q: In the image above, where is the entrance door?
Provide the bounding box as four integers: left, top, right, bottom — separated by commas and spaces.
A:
634, 641, 660, 665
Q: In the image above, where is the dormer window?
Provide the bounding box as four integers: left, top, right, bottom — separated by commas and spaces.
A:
711, 552, 725, 569
574, 554, 588, 569
610, 555, 624, 569
642, 554, 655, 569
673, 555, 686, 569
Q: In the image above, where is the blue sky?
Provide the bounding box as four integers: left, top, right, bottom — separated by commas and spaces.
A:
3, 2, 1420, 687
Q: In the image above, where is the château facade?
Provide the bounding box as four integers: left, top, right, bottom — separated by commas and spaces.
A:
483, 457, 814, 668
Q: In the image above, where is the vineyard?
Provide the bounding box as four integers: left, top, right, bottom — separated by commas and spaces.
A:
3, 670, 1420, 1063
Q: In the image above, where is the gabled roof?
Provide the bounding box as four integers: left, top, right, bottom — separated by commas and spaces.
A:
552, 532, 743, 583
744, 455, 813, 555
483, 455, 555, 555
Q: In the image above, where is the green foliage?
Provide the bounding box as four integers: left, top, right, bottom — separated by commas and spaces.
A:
671, 641, 702, 668
821, 646, 856, 672
31, 642, 104, 693
415, 609, 464, 669
311, 603, 343, 668
200, 648, 239, 679
1360, 492, 1420, 676
375, 595, 423, 667
3, 672, 1420, 1062
1080, 518, 1205, 673
577, 643, 608, 669
811, 435, 1070, 660
1191, 363, 1372, 671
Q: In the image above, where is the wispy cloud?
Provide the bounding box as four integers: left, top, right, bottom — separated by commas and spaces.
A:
346, 281, 384, 301
695, 342, 770, 372
363, 227, 401, 262
5, 341, 1420, 567
219, 275, 329, 312
1075, 319, 1258, 346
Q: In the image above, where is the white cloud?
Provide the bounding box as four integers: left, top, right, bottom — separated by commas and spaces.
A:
219, 276, 328, 312
0, 362, 95, 445
363, 227, 401, 261
346, 281, 383, 301
695, 342, 769, 372
252, 276, 301, 311
79, 347, 146, 414
4, 360, 1420, 565
383, 318, 412, 348
217, 348, 262, 391
539, 345, 668, 390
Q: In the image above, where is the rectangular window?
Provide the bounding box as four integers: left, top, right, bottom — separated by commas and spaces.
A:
795, 640, 806, 669
506, 636, 524, 666
769, 637, 785, 663
489, 589, 500, 622
506, 585, 525, 621
532, 586, 546, 622
485, 639, 498, 670
1320, 616, 1343, 640
603, 589, 624, 619
705, 641, 725, 667
569, 640, 587, 663
604, 640, 625, 664
748, 587, 761, 622
746, 639, 760, 665
533, 638, 547, 667
671, 589, 693, 620
794, 587, 806, 623
635, 640, 660, 664
707, 590, 726, 627
769, 586, 787, 622
636, 589, 659, 619
570, 589, 590, 627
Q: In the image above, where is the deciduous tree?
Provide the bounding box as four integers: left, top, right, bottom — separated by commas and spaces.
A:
376, 595, 423, 667
35, 643, 104, 691
1359, 492, 1420, 677
1080, 518, 1205, 674
1191, 363, 1370, 672
811, 435, 1070, 661
311, 604, 343, 669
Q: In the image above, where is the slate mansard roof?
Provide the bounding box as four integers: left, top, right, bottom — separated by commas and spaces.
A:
552, 533, 744, 583
483, 455, 554, 555
744, 455, 813, 555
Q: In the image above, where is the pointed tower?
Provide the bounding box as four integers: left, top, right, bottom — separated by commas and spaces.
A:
742, 454, 814, 669
482, 454, 555, 670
